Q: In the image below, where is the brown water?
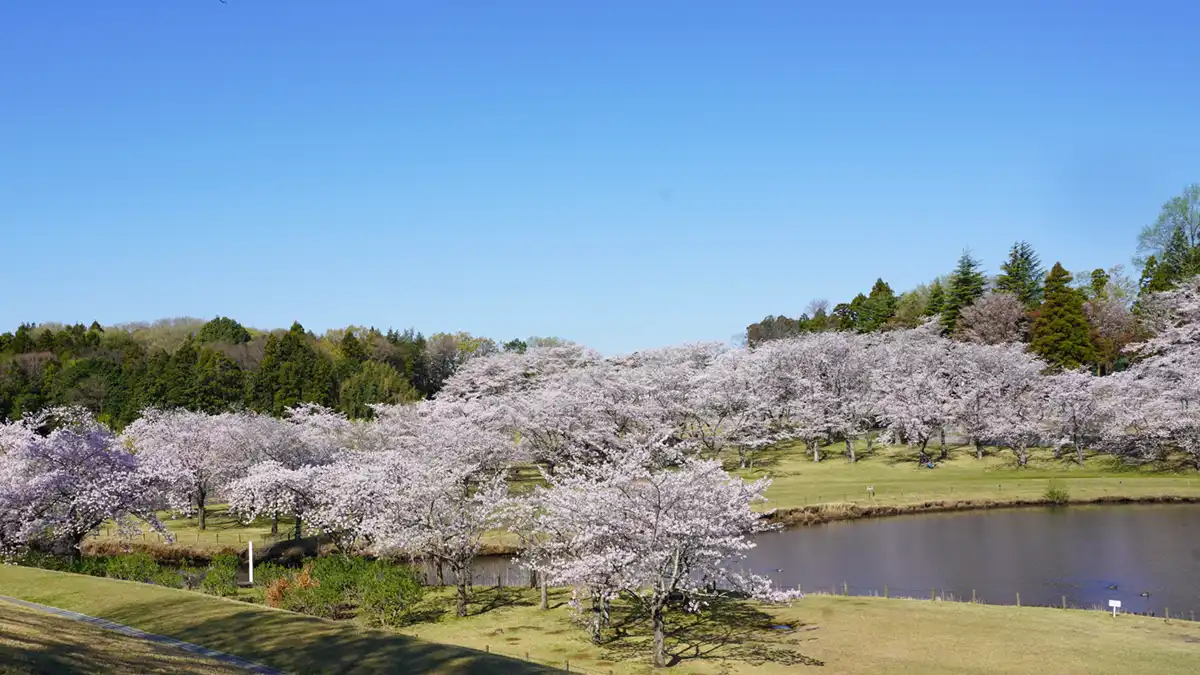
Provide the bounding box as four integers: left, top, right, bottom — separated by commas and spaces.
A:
459, 504, 1200, 617
743, 503, 1200, 615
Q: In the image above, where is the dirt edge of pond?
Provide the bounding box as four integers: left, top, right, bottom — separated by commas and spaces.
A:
763, 494, 1200, 528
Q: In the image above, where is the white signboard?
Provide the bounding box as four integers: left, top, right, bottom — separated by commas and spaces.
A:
1108, 599, 1121, 617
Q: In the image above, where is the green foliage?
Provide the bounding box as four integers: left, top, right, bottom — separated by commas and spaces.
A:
855, 279, 898, 332
309, 556, 372, 601
940, 251, 987, 334
995, 241, 1045, 308
358, 560, 425, 627
1088, 268, 1111, 300
104, 552, 161, 583
1031, 263, 1096, 369
1044, 480, 1070, 506
253, 562, 291, 588
201, 553, 240, 597
196, 316, 251, 345
339, 361, 420, 418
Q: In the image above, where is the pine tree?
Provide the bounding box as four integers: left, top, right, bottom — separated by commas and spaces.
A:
940, 252, 986, 334
995, 241, 1045, 308
924, 280, 945, 317
1031, 263, 1095, 369
1088, 268, 1110, 299
857, 278, 898, 332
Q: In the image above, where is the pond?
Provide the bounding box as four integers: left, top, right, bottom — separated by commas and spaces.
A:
457, 503, 1200, 617
745, 503, 1200, 616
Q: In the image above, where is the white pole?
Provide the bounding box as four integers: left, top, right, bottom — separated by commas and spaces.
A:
248, 540, 254, 585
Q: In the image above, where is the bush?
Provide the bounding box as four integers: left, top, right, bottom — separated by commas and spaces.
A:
266, 564, 339, 617
105, 552, 161, 583
15, 550, 69, 571
201, 553, 240, 597
1044, 480, 1070, 506
358, 560, 424, 627
69, 556, 109, 577
151, 567, 186, 588
309, 556, 371, 602
253, 562, 290, 588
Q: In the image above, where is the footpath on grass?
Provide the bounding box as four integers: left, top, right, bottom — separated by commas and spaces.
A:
0, 595, 283, 674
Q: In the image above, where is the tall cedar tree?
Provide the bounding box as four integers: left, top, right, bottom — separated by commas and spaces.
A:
940, 252, 986, 334
994, 241, 1045, 308
924, 280, 945, 317
857, 279, 898, 332
1031, 263, 1096, 369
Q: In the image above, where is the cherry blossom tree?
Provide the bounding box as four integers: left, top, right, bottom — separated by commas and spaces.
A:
874, 331, 955, 462
1044, 369, 1103, 464
984, 357, 1049, 467
954, 292, 1029, 345
0, 408, 169, 560
121, 409, 256, 530
526, 456, 795, 667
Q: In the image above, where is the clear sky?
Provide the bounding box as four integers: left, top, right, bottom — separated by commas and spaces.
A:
2, 1, 1198, 355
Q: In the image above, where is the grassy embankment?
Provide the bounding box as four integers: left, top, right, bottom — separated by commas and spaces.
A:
87, 441, 1200, 556
0, 601, 247, 675
3, 565, 1199, 675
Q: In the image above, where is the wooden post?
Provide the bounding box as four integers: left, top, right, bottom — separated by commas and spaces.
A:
1165, 608, 1170, 622
884, 584, 888, 598
1016, 592, 1021, 607
248, 541, 254, 585
972, 589, 976, 604
931, 589, 936, 601
1062, 595, 1066, 609
843, 581, 848, 596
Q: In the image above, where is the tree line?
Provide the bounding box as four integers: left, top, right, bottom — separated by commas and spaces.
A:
746, 184, 1200, 375
0, 314, 565, 428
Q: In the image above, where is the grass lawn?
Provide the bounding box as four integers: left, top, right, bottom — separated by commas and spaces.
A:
743, 441, 1200, 512
0, 566, 555, 674
0, 601, 247, 675
4, 566, 1198, 675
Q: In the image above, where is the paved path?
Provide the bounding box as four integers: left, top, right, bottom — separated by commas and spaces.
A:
0, 594, 287, 675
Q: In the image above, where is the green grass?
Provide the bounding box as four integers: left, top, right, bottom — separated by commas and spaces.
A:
5, 566, 1199, 675
0, 566, 555, 674
743, 441, 1200, 512
0, 601, 246, 675
87, 507, 294, 551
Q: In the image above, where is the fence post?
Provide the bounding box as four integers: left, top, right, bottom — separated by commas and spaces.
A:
931, 589, 936, 601
1166, 608, 1170, 622
972, 589, 976, 604
1062, 595, 1066, 610
843, 581, 848, 596
1016, 592, 1021, 607
884, 584, 888, 599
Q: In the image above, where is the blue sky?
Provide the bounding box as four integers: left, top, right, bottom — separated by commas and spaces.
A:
2, 1, 1198, 355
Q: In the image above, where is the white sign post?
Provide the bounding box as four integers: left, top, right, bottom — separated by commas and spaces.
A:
1108, 599, 1121, 617
248, 540, 254, 585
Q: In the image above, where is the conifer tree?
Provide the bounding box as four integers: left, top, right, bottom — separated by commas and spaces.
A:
940, 251, 986, 334
924, 280, 945, 317
1031, 263, 1095, 369
995, 241, 1045, 308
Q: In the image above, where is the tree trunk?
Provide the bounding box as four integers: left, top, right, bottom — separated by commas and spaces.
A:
845, 437, 856, 463
973, 438, 983, 460
938, 428, 947, 460
456, 577, 469, 617
539, 576, 549, 610
271, 512, 279, 536
589, 593, 604, 644
738, 447, 748, 469
1016, 444, 1028, 467
528, 567, 538, 589
197, 489, 207, 531
866, 434, 875, 455
293, 515, 302, 541
810, 441, 821, 463
1075, 441, 1085, 466
436, 561, 446, 587
652, 603, 667, 668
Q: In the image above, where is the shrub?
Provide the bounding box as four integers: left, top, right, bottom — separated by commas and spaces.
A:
201, 553, 240, 597
16, 550, 69, 571
309, 555, 371, 602
266, 564, 341, 617
70, 556, 109, 577
358, 561, 425, 627
253, 562, 290, 588
105, 552, 161, 583
1044, 480, 1070, 506
151, 567, 186, 588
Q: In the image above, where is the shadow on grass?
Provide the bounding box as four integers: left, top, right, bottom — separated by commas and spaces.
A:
0, 610, 242, 675
93, 599, 561, 674
599, 598, 825, 669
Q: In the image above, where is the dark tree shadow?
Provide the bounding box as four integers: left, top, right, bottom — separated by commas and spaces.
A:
598, 598, 824, 669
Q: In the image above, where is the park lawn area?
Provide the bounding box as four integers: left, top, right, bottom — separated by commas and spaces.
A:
87, 507, 294, 551
745, 441, 1200, 512
0, 601, 247, 675
0, 566, 555, 675
4, 566, 1197, 675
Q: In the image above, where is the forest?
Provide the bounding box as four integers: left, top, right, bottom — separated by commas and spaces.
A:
745, 184, 1200, 376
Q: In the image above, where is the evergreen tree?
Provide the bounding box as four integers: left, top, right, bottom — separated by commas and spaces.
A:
857, 279, 898, 332
940, 251, 987, 335
1089, 268, 1110, 299
1031, 263, 1095, 369
924, 280, 945, 317
196, 316, 251, 344
339, 330, 368, 363
193, 349, 245, 414
995, 241, 1045, 308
